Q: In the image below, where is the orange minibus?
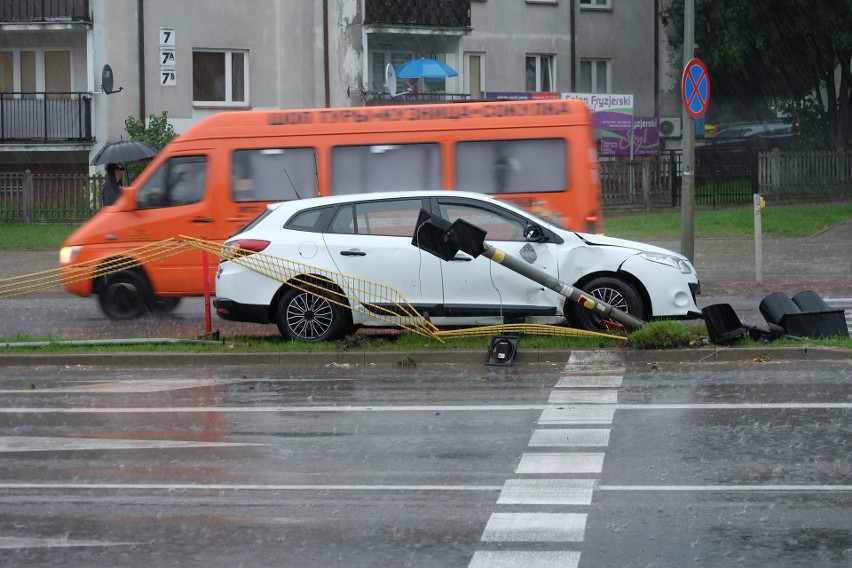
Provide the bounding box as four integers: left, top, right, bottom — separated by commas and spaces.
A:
60, 98, 603, 319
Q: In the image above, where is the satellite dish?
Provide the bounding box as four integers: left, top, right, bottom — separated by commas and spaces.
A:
101, 64, 123, 95
385, 64, 397, 97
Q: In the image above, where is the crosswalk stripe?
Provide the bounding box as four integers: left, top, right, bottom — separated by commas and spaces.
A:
481, 513, 587, 542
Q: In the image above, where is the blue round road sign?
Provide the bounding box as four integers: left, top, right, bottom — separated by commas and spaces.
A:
682, 58, 710, 119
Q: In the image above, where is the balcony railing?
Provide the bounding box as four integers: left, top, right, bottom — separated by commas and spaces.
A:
365, 0, 470, 28
0, 0, 90, 22
0, 92, 93, 142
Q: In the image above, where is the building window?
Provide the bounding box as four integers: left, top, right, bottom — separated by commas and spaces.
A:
580, 0, 611, 8
525, 55, 554, 92
580, 58, 610, 93
192, 49, 248, 106
0, 49, 71, 96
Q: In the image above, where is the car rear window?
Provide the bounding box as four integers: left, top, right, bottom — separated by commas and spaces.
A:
285, 206, 334, 232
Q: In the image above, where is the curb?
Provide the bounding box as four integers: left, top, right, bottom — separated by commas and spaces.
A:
0, 346, 849, 367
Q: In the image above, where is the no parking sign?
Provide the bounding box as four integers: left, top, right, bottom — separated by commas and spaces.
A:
682, 58, 710, 119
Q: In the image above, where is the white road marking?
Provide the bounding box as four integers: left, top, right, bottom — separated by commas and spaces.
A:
0, 536, 138, 549
528, 429, 610, 447
0, 404, 552, 414
0, 377, 355, 394
0, 483, 502, 492
497, 479, 596, 505
615, 403, 852, 410
539, 405, 616, 424
481, 512, 587, 542
0, 483, 846, 493
1, 402, 848, 414
555, 375, 623, 388
0, 436, 263, 453
469, 550, 580, 568
0, 378, 248, 393
516, 452, 605, 474
598, 485, 852, 492
548, 390, 618, 404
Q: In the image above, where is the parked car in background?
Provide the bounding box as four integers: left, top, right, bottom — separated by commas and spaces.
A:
697, 120, 797, 151
214, 191, 701, 341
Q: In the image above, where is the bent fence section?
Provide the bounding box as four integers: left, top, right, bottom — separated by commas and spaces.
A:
1, 150, 850, 223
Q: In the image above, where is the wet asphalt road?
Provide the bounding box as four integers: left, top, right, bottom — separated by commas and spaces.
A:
0, 353, 849, 567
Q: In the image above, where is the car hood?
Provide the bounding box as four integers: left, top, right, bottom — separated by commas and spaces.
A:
573, 232, 687, 259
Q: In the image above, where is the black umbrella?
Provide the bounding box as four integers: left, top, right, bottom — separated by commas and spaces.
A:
91, 140, 159, 165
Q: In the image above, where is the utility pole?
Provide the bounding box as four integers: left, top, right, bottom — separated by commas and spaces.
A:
680, 0, 695, 262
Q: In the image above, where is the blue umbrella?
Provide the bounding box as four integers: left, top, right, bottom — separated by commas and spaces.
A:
395, 58, 458, 80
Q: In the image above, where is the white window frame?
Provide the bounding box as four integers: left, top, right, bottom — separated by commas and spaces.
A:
525, 54, 555, 92
580, 58, 611, 94
192, 49, 250, 107
580, 0, 611, 9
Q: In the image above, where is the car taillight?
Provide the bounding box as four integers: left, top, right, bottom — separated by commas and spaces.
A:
585, 214, 600, 234
221, 239, 270, 261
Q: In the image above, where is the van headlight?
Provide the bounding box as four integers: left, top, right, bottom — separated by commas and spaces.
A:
59, 245, 81, 265
639, 252, 694, 274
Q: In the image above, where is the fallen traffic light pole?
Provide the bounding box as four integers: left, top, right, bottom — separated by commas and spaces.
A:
411, 210, 646, 332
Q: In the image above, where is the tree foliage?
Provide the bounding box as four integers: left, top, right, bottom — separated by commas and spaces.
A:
124, 111, 178, 151
662, 0, 851, 149
122, 111, 178, 179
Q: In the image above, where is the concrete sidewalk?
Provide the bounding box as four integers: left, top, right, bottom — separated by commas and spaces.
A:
648, 220, 852, 296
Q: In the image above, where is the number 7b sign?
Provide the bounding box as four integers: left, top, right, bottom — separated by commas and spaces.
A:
682, 58, 710, 119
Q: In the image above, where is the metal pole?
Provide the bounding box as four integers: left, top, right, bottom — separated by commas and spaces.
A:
754, 193, 763, 285
202, 250, 212, 334
680, 0, 696, 262
481, 244, 646, 331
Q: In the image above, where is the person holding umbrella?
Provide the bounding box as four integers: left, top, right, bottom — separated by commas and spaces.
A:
101, 163, 124, 207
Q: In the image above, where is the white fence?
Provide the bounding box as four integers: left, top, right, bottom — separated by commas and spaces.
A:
759, 148, 850, 200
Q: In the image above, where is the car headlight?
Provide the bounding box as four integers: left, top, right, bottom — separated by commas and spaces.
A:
639, 252, 694, 274
59, 245, 81, 265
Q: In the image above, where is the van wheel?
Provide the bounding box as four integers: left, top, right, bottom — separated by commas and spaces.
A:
153, 298, 181, 314
275, 280, 347, 342
97, 270, 153, 320
568, 276, 645, 332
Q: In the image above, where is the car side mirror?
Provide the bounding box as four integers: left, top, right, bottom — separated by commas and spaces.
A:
524, 223, 546, 242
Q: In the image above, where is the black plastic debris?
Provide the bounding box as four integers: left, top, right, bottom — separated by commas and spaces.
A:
702, 303, 782, 345
759, 290, 848, 339
485, 335, 520, 366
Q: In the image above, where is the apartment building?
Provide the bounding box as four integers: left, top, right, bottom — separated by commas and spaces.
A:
0, 0, 683, 175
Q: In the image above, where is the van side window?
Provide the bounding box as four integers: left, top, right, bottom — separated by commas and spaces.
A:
330, 143, 441, 195
232, 148, 318, 202
137, 156, 207, 209
454, 138, 567, 194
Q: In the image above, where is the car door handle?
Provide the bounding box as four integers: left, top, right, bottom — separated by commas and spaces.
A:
340, 249, 367, 257
450, 254, 472, 262
191, 217, 214, 223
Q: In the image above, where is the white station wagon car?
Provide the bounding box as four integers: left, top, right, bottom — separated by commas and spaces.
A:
214, 191, 701, 341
